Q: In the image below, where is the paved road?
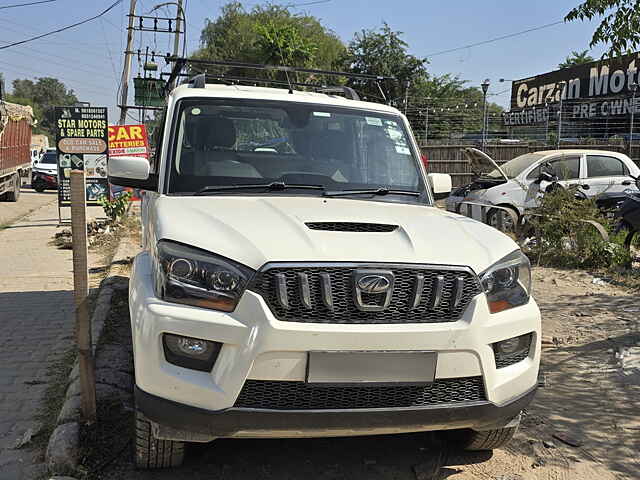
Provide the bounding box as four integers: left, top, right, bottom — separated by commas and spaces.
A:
0, 187, 58, 228
0, 196, 104, 479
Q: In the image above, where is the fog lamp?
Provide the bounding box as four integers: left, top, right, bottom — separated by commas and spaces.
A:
492, 333, 533, 368
163, 333, 222, 371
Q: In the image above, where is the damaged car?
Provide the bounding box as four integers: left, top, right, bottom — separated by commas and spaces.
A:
446, 148, 640, 229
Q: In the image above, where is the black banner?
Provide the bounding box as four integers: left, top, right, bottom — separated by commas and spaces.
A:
55, 106, 108, 206
506, 52, 640, 126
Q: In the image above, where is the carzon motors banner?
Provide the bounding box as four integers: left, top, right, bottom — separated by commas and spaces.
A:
505, 52, 640, 125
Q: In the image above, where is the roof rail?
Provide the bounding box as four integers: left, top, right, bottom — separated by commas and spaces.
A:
317, 86, 359, 101
163, 56, 392, 101
172, 72, 361, 100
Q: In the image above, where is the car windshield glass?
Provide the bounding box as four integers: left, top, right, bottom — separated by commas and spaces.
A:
484, 153, 544, 179
167, 99, 427, 203
40, 153, 57, 164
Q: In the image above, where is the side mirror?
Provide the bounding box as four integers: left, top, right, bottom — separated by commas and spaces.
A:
427, 173, 452, 200
108, 156, 158, 191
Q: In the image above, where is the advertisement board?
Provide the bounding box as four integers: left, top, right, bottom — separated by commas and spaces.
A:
108, 124, 150, 200
55, 106, 108, 206
506, 52, 640, 126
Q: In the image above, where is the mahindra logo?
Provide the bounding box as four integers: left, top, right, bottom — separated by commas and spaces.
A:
353, 270, 395, 312
357, 275, 391, 294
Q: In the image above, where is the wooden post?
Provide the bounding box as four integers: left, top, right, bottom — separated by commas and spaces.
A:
70, 169, 96, 423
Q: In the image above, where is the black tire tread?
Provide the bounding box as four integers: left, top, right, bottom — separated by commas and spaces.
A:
135, 410, 185, 469
464, 425, 518, 451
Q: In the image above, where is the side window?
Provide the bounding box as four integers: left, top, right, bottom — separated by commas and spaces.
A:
526, 165, 541, 180
587, 155, 627, 177
549, 156, 580, 180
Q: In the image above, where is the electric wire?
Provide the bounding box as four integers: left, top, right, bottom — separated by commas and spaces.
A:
0, 0, 56, 10
0, 0, 124, 50
424, 20, 565, 58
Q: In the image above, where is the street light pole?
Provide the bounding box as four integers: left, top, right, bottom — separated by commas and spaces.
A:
481, 78, 490, 151
629, 83, 638, 157
544, 101, 549, 145
556, 81, 566, 149
424, 108, 429, 145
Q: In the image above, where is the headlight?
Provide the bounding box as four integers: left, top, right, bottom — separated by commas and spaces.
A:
154, 240, 254, 312
479, 250, 531, 314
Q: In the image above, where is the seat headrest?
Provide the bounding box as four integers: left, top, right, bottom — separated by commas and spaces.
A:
194, 117, 237, 150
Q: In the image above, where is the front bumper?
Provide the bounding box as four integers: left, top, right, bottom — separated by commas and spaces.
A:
136, 384, 536, 441
130, 252, 541, 434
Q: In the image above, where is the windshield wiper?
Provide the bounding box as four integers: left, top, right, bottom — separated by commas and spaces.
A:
194, 181, 324, 196
323, 187, 421, 197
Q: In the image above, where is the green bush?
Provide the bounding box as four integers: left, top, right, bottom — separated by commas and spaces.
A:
98, 192, 132, 222
525, 186, 631, 268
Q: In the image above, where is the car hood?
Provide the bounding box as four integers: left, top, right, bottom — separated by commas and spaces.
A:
153, 196, 519, 274
461, 147, 509, 181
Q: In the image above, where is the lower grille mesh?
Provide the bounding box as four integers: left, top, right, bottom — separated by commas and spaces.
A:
234, 377, 486, 410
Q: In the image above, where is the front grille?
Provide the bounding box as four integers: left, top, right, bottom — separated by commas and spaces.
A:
494, 333, 533, 368
250, 264, 481, 324
234, 377, 486, 410
306, 222, 397, 233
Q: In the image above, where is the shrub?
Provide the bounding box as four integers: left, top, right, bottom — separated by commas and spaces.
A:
525, 186, 631, 269
98, 191, 132, 222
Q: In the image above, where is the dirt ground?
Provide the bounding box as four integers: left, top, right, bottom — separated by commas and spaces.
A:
80, 266, 640, 480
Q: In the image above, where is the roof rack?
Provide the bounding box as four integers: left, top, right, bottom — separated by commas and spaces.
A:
162, 56, 393, 102
164, 72, 362, 100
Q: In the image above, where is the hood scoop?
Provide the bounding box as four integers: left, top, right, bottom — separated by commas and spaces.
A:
305, 222, 398, 233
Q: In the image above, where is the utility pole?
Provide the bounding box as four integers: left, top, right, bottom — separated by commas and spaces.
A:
481, 78, 490, 151
556, 81, 566, 149
424, 108, 429, 145
119, 0, 137, 125
403, 80, 410, 115
629, 83, 638, 158
170, 0, 184, 90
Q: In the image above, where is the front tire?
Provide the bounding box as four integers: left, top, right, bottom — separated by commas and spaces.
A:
487, 206, 518, 234
458, 425, 518, 451
135, 409, 185, 469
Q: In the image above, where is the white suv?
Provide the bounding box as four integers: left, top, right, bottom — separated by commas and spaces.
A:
109, 82, 541, 469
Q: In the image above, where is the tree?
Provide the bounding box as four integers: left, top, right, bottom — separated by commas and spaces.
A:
194, 2, 345, 82
7, 77, 77, 136
558, 50, 595, 68
344, 23, 427, 103
566, 1, 640, 57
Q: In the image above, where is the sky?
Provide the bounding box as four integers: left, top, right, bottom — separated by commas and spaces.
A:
0, 0, 607, 123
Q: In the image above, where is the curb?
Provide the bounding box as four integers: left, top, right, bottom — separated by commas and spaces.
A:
45, 218, 136, 477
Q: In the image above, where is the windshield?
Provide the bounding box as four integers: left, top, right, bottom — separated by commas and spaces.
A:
167, 99, 427, 203
40, 153, 57, 165
484, 153, 544, 179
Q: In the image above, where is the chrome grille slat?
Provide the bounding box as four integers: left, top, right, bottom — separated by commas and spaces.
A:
319, 273, 334, 311
251, 264, 481, 324
298, 272, 312, 309
430, 275, 445, 309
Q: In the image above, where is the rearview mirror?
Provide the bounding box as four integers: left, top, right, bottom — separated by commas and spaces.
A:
427, 173, 452, 200
108, 156, 157, 190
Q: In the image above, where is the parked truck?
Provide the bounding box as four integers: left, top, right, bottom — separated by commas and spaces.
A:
0, 100, 33, 202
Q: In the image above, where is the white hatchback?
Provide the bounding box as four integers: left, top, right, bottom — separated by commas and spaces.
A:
446, 148, 640, 225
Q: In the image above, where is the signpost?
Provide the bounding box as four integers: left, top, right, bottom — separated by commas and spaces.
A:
54, 106, 109, 423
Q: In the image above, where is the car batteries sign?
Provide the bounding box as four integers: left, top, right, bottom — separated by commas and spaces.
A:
108, 124, 149, 158
108, 124, 150, 201
55, 106, 108, 206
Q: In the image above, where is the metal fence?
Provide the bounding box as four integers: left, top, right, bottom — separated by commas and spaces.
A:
421, 144, 640, 187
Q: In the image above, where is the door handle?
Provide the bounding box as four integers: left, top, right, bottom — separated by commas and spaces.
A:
622, 180, 632, 185
581, 184, 590, 190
